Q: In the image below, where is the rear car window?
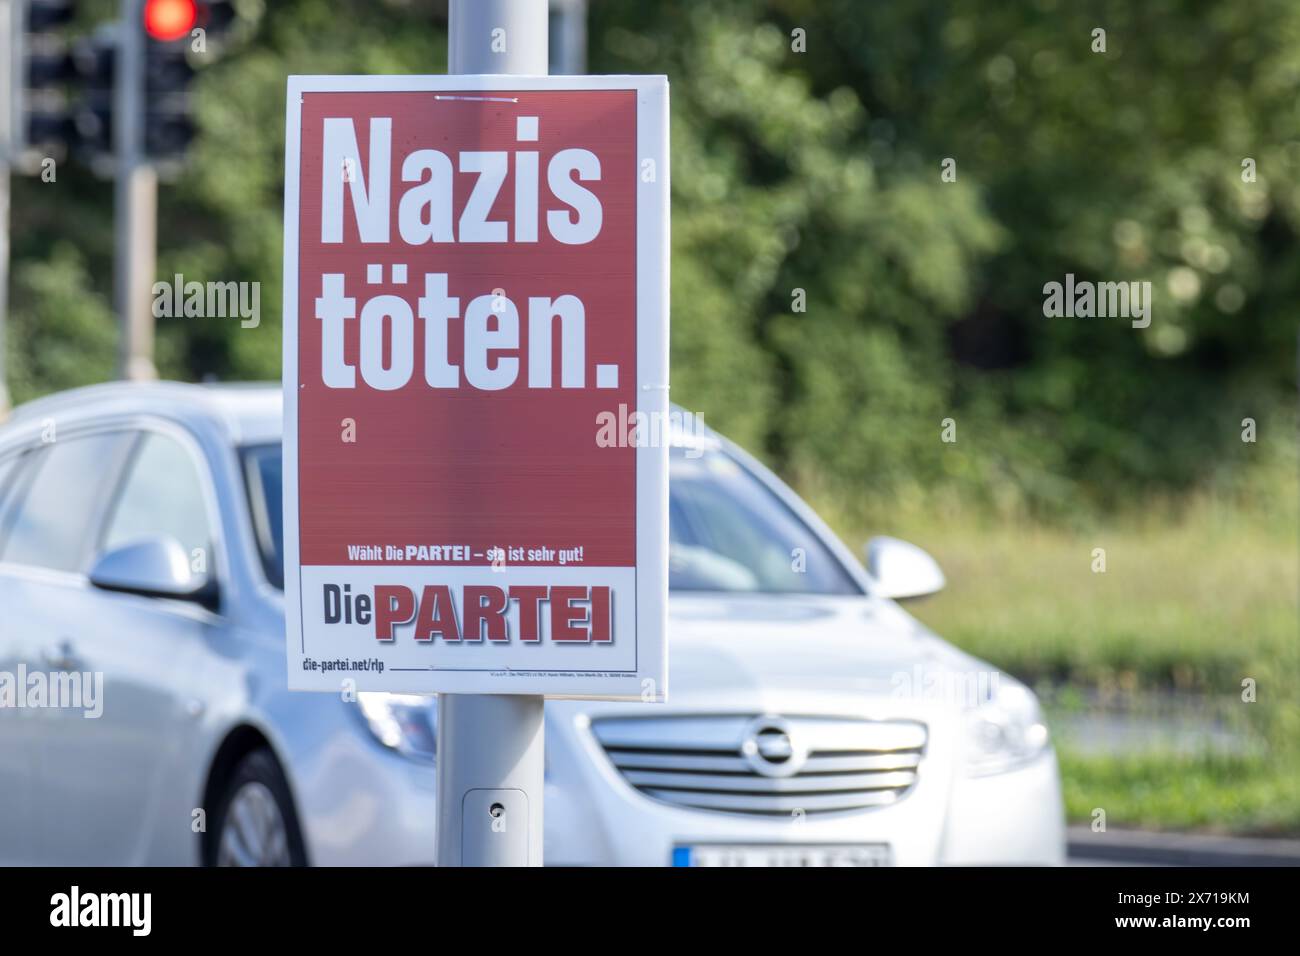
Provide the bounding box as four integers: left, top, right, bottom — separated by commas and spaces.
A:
0, 453, 22, 542
241, 444, 283, 589
1, 434, 127, 572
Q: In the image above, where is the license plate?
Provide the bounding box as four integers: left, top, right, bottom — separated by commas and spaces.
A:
672, 844, 892, 867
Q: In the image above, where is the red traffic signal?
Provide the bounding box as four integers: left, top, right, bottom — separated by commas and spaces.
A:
144, 0, 198, 42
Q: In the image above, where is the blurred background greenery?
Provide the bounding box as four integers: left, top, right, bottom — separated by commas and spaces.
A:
6, 0, 1298, 832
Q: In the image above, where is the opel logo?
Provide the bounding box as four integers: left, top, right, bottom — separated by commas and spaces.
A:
740, 716, 806, 777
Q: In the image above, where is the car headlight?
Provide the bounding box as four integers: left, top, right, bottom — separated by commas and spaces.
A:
963, 681, 1050, 776
355, 692, 437, 763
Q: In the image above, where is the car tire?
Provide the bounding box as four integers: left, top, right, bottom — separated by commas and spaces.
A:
207, 747, 308, 867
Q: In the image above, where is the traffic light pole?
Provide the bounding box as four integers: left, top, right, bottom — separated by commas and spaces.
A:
114, 0, 157, 381
435, 0, 548, 868
0, 0, 16, 416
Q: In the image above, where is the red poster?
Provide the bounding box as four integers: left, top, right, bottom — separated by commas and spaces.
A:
282, 76, 669, 699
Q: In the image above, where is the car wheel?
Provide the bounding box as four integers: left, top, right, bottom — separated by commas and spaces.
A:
209, 748, 307, 866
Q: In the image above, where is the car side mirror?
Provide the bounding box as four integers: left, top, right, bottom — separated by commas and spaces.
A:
89, 537, 216, 609
864, 535, 945, 601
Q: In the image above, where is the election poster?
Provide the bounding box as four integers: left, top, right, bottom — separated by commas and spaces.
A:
282, 75, 669, 699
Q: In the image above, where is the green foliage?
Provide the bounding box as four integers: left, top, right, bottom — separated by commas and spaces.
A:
773, 0, 1300, 513
897, 433, 1298, 692
5, 244, 116, 403
1059, 749, 1300, 834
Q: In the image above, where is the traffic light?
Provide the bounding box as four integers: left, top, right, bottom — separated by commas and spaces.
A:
67, 27, 115, 160
8, 0, 238, 169
142, 3, 196, 160
141, 0, 235, 161
143, 0, 197, 42
18, 0, 79, 156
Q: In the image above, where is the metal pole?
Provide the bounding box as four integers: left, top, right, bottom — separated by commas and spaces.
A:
449, 0, 548, 75
436, 0, 548, 868
0, 0, 16, 417
549, 0, 587, 75
113, 0, 157, 381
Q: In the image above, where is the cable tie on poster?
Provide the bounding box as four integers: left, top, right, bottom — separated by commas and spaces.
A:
434, 95, 520, 103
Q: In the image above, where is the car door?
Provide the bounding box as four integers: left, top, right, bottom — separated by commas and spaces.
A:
0, 431, 133, 864
0, 447, 40, 864
34, 425, 222, 864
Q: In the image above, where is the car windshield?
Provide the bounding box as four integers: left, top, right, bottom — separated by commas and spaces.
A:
240, 443, 861, 596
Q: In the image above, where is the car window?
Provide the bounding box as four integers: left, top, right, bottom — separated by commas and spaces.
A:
1, 434, 128, 572
102, 432, 213, 568
668, 449, 861, 594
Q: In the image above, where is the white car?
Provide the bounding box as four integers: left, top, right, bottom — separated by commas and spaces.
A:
0, 382, 1064, 866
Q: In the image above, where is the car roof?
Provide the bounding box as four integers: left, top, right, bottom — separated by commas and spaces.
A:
3, 381, 283, 446
2, 381, 714, 451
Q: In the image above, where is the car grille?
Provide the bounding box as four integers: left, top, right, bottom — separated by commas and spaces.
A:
591, 715, 927, 816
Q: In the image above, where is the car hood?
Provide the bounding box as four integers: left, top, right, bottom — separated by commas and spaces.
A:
661, 592, 989, 703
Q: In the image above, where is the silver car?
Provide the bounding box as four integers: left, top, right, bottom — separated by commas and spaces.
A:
0, 382, 1064, 866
